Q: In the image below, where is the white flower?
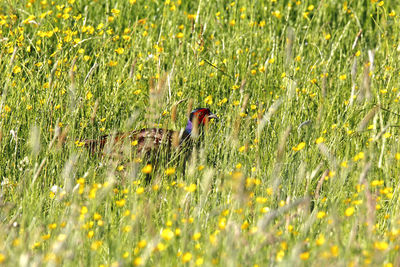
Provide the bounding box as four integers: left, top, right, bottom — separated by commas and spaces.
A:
50, 185, 61, 194
1, 178, 10, 186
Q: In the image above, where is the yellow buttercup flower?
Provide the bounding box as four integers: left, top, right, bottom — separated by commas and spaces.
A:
164, 167, 175, 175
184, 184, 197, 193
142, 164, 152, 174
299, 252, 309, 260
133, 257, 142, 266
161, 228, 174, 241
204, 95, 213, 105
292, 142, 306, 151
374, 241, 388, 251
182, 252, 192, 263
345, 206, 355, 217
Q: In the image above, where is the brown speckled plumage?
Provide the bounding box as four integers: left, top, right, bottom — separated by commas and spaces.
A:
84, 128, 178, 156
83, 108, 217, 158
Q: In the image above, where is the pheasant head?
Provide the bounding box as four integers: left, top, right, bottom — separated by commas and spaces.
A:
182, 108, 218, 140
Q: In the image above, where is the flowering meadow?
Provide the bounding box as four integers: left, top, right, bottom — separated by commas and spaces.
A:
1, 0, 400, 266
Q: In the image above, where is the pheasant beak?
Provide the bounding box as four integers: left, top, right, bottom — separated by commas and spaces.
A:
207, 113, 219, 121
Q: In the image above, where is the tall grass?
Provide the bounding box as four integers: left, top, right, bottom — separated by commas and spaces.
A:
1, 0, 400, 266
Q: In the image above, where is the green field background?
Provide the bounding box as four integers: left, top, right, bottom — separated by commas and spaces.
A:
1, 0, 400, 266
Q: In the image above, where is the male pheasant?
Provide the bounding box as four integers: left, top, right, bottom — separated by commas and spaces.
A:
84, 108, 218, 157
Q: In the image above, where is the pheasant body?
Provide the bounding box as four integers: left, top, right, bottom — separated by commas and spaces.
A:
84, 128, 174, 155
83, 108, 217, 157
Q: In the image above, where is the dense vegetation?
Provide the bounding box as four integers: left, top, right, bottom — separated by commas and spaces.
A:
1, 0, 400, 266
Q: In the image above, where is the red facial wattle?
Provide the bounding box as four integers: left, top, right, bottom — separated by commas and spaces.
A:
193, 109, 210, 125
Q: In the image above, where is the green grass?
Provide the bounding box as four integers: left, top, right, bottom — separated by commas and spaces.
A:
1, 0, 400, 266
